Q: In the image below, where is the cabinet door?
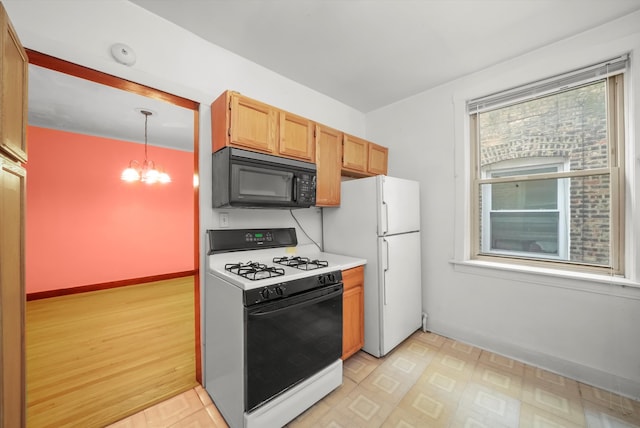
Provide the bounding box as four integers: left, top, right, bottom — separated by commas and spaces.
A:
0, 5, 28, 163
368, 142, 388, 175
279, 111, 314, 162
229, 93, 277, 154
342, 134, 368, 174
342, 266, 364, 360
0, 5, 26, 426
210, 90, 231, 153
1, 157, 26, 428
315, 124, 342, 207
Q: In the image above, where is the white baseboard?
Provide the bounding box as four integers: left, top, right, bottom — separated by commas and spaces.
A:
428, 320, 640, 401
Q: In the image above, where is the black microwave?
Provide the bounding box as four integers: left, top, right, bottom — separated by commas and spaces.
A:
212, 147, 317, 209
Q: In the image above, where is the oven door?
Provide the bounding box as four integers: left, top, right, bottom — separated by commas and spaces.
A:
244, 283, 343, 412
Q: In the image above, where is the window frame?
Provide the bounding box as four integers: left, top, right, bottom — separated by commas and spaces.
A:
469, 73, 625, 275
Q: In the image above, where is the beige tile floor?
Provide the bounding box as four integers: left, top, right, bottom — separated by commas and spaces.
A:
108, 331, 640, 427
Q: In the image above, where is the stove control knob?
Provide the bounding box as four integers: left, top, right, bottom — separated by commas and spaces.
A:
275, 286, 284, 296
260, 288, 271, 300
318, 275, 326, 285
327, 273, 336, 283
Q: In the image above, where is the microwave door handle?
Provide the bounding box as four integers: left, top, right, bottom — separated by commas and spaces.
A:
292, 176, 297, 202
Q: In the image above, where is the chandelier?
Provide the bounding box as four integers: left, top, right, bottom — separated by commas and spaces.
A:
121, 110, 171, 184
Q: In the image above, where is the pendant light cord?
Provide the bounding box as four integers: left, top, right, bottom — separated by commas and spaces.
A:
143, 110, 150, 161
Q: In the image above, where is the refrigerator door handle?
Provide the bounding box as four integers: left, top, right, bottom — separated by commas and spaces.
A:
381, 178, 389, 235
384, 238, 390, 272
383, 201, 389, 235
383, 238, 389, 305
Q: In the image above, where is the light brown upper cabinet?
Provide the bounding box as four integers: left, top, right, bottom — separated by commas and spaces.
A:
342, 134, 368, 174
315, 124, 342, 207
279, 111, 314, 162
212, 90, 278, 154
212, 91, 314, 162
211, 90, 390, 206
368, 142, 388, 175
342, 134, 388, 177
0, 3, 28, 163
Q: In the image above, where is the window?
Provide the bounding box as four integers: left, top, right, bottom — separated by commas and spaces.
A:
481, 159, 569, 260
469, 56, 627, 274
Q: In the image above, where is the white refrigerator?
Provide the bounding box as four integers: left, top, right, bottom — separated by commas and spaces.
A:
323, 175, 422, 357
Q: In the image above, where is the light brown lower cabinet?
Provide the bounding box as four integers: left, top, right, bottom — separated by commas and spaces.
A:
342, 266, 364, 360
0, 155, 26, 428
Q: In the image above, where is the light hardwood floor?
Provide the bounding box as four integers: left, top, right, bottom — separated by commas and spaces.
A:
26, 276, 197, 427
109, 330, 640, 427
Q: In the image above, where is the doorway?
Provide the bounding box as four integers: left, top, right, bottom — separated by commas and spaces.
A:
25, 50, 201, 427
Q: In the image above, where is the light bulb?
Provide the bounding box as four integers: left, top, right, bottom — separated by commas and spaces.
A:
121, 167, 140, 182
143, 168, 160, 184
159, 172, 171, 183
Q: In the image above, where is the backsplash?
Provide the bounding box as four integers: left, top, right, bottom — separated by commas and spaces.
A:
211, 207, 323, 248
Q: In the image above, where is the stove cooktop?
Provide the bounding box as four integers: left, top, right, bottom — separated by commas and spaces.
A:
224, 261, 286, 281
273, 256, 329, 271
222, 256, 330, 282
206, 228, 345, 290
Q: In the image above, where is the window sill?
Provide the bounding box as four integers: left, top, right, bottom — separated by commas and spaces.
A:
449, 259, 640, 299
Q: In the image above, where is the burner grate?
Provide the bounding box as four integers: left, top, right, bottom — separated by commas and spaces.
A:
225, 261, 285, 281
273, 256, 329, 271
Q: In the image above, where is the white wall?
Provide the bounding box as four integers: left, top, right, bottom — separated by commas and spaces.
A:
3, 0, 354, 271
366, 11, 640, 399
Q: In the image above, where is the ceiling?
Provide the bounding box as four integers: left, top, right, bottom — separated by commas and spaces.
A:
27, 1, 640, 149
28, 64, 194, 152
129, 0, 640, 113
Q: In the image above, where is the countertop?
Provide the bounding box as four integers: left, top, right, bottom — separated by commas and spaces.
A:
293, 244, 367, 271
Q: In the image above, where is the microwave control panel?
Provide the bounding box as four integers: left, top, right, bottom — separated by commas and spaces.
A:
297, 173, 316, 205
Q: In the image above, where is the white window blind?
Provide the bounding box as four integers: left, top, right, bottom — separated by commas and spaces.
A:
467, 54, 629, 113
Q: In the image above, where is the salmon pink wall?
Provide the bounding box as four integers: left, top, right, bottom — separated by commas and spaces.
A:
26, 126, 194, 293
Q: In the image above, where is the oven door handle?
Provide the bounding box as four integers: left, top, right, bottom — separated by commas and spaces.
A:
248, 287, 342, 317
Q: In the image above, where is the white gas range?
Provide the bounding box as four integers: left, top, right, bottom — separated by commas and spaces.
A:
203, 228, 364, 428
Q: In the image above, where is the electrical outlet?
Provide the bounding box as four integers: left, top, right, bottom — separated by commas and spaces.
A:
219, 212, 229, 228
